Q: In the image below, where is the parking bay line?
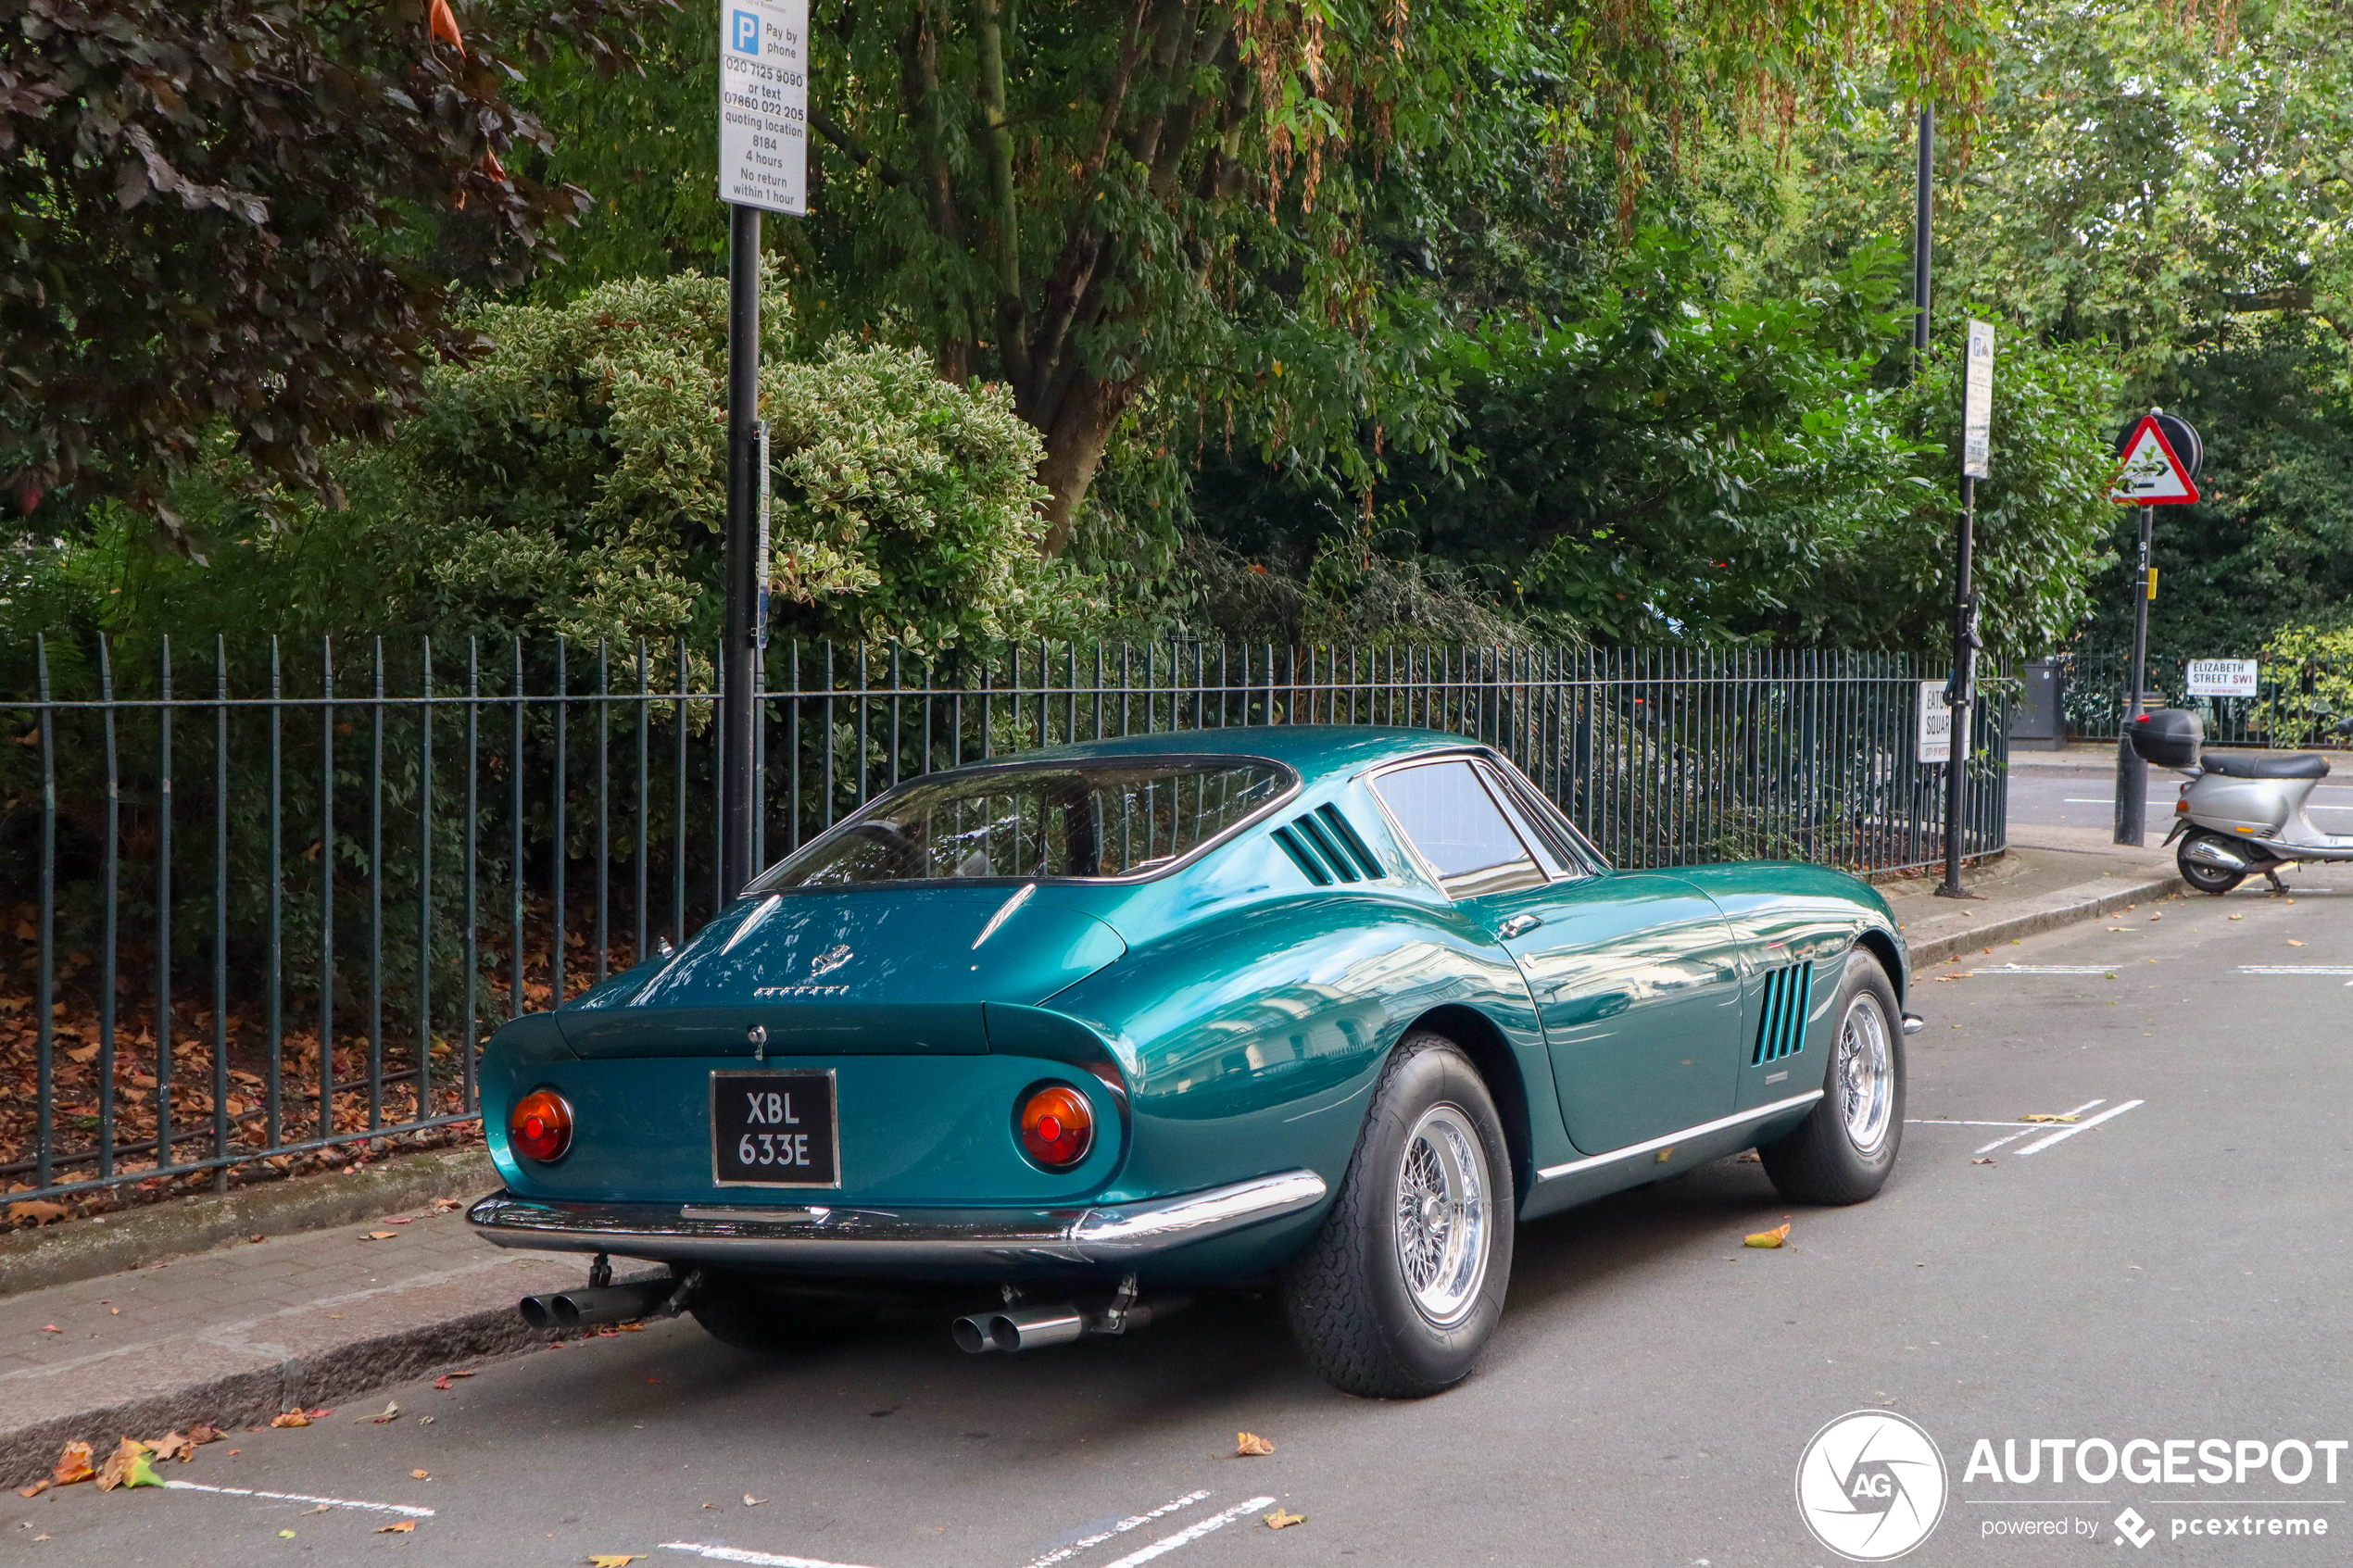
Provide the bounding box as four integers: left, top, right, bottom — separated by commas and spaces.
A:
1907, 1098, 2108, 1156
2238, 966, 2353, 985
2016, 1099, 2145, 1155
160, 1480, 434, 1517
1021, 1491, 1215, 1568
1098, 1498, 1279, 1568
661, 1545, 890, 1568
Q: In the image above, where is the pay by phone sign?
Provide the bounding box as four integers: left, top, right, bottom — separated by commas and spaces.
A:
721, 0, 809, 216
2186, 659, 2259, 698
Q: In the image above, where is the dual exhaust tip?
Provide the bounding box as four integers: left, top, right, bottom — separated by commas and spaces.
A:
952, 1296, 1187, 1354
518, 1280, 672, 1330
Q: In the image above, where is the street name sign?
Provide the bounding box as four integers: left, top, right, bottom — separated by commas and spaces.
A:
720, 0, 809, 216
1918, 681, 1953, 765
1962, 320, 1994, 478
2186, 659, 2259, 697
2108, 413, 2200, 505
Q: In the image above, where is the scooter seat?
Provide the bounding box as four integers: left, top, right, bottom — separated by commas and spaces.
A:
2200, 750, 2329, 780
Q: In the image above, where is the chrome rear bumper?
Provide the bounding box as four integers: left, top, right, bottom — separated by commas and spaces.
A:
466, 1169, 1328, 1273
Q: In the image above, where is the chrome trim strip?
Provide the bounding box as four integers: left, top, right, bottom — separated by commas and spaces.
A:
1534, 1091, 1824, 1183
467, 1168, 1328, 1268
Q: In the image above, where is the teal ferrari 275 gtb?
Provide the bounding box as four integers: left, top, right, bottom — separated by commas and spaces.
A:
469, 727, 1917, 1397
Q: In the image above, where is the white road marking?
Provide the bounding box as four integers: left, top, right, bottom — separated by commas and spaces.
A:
1966, 964, 2120, 975
1022, 1492, 1214, 1568
161, 1479, 434, 1517
2237, 965, 2353, 974
2016, 1099, 2145, 1156
1097, 1498, 1278, 1568
1975, 1131, 2032, 1155
661, 1546, 890, 1568
1911, 1099, 2110, 1156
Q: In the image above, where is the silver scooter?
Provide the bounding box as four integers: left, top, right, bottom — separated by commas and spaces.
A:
2128, 708, 2353, 894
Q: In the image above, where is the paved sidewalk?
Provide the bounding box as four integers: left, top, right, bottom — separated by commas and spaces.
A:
0, 1202, 585, 1488
1879, 841, 2184, 970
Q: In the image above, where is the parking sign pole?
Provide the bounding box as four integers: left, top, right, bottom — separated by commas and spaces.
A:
1936, 473, 1977, 897
2114, 501, 2155, 847
722, 202, 762, 900
716, 0, 809, 898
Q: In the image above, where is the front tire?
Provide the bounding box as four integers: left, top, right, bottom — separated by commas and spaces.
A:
2178, 833, 2248, 895
1281, 1033, 1515, 1399
1758, 949, 1904, 1206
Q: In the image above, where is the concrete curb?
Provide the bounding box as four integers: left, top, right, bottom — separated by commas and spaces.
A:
1906, 872, 2187, 972
0, 1269, 662, 1490
0, 1147, 497, 1300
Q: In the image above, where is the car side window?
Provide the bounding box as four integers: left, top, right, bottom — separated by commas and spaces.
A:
1373, 759, 1545, 897
1478, 760, 1604, 876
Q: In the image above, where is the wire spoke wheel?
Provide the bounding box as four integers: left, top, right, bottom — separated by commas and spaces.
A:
1836, 992, 1894, 1154
1390, 1102, 1491, 1327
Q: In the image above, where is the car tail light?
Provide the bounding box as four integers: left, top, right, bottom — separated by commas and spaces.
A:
1016, 1084, 1093, 1171
510, 1089, 573, 1162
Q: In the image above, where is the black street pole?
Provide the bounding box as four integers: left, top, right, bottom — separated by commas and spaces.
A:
1938, 475, 1978, 897
2114, 501, 2154, 846
1912, 106, 1932, 370
722, 203, 761, 899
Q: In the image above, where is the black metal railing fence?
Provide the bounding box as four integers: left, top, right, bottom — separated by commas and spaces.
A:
2060, 650, 2353, 748
1, 638, 2004, 1205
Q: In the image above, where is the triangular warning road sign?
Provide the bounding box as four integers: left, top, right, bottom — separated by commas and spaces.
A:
2108, 415, 2200, 505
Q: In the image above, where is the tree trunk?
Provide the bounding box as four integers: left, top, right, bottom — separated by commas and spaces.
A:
1035, 374, 1128, 557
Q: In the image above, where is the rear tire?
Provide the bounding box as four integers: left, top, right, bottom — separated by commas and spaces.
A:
1281, 1033, 1514, 1399
2177, 834, 2247, 895
1758, 949, 1904, 1206
689, 1275, 874, 1353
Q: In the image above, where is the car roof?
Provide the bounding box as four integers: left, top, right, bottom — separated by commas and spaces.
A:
990, 724, 1478, 782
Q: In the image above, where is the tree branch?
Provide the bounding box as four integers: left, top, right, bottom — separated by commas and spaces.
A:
809, 108, 905, 188
974, 0, 1029, 387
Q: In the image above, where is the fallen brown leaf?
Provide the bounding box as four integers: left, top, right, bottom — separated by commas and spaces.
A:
187, 1424, 222, 1446
52, 1439, 94, 1486
1235, 1432, 1276, 1456
744, 1495, 764, 1506
384, 1215, 414, 1224
1971, 1157, 1995, 1165
95, 1437, 160, 1490
41, 1323, 60, 1334
2286, 939, 2306, 947
363, 1230, 398, 1241
1744, 1223, 1793, 1248
430, 1197, 463, 1214
17, 1478, 51, 1498
375, 1520, 416, 1534
411, 1469, 431, 1480
147, 1430, 191, 1461
7, 1199, 68, 1226
2019, 1113, 2078, 1123
432, 1369, 477, 1391
1265, 1509, 1306, 1530
587, 1557, 643, 1567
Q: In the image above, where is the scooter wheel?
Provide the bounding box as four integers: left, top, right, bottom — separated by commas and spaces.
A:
2178, 834, 2247, 895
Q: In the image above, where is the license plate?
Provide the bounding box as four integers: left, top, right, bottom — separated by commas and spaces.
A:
711, 1071, 839, 1187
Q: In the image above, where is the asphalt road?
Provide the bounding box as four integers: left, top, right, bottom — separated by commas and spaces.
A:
2007, 767, 2353, 843
13, 882, 2352, 1566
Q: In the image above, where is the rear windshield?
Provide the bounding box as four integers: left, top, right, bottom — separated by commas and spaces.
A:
751, 759, 1293, 888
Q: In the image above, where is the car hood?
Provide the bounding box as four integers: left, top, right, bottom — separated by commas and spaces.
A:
568, 885, 1126, 1039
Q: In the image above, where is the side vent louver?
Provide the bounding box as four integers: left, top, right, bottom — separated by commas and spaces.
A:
1751, 961, 1815, 1067
1273, 806, 1385, 885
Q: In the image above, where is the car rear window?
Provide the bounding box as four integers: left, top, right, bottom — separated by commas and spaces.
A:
752, 759, 1292, 888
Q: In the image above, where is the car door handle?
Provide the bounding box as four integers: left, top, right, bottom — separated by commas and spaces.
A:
1497, 913, 1544, 939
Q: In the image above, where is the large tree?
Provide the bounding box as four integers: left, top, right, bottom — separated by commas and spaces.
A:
522, 0, 1992, 552
0, 0, 655, 542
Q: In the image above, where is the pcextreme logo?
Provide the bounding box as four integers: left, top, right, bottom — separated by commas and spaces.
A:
1795, 1411, 1951, 1562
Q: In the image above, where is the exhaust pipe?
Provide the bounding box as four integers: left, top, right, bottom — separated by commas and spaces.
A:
2183, 836, 2252, 872
519, 1279, 673, 1330
952, 1295, 1191, 1354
